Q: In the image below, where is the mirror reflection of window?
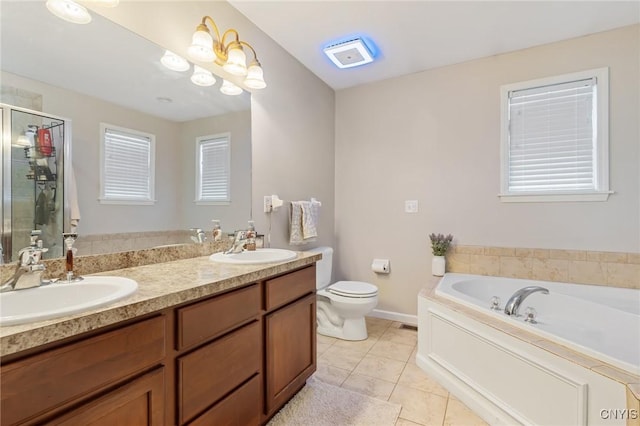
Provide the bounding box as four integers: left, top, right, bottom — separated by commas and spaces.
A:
196, 133, 231, 204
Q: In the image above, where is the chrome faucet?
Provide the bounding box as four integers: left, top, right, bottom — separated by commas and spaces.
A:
504, 286, 549, 316
1, 231, 48, 292
190, 228, 206, 244
225, 230, 248, 254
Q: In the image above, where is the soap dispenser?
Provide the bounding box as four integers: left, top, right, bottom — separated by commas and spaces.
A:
246, 220, 256, 251
62, 233, 82, 282
211, 219, 222, 242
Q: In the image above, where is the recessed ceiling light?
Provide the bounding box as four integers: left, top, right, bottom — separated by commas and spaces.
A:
46, 0, 92, 24
323, 37, 377, 69
156, 97, 173, 103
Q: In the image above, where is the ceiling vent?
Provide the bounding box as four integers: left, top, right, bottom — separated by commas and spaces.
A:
323, 37, 375, 69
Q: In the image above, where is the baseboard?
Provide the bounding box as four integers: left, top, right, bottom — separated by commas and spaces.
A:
368, 309, 418, 326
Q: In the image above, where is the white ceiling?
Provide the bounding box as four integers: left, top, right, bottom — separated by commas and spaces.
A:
229, 1, 640, 90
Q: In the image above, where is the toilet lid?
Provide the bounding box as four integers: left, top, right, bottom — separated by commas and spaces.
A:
328, 281, 378, 297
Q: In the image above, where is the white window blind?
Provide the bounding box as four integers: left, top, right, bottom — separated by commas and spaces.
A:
196, 134, 230, 203
508, 78, 595, 192
500, 68, 610, 202
100, 124, 155, 204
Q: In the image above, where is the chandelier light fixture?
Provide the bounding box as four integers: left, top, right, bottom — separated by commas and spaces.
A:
187, 15, 267, 90
191, 65, 217, 87
161, 50, 190, 72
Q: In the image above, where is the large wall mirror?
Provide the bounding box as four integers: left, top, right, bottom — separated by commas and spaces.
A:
1, 2, 252, 263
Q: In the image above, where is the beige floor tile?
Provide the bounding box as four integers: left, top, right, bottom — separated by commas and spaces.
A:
319, 345, 367, 371
317, 334, 338, 345
444, 397, 488, 426
313, 362, 351, 387
341, 373, 397, 400
390, 384, 448, 426
368, 326, 388, 339
395, 418, 423, 426
398, 363, 448, 397
379, 327, 418, 346
370, 340, 415, 362
332, 336, 378, 353
408, 347, 418, 365
366, 316, 393, 327
353, 353, 407, 382
316, 340, 333, 356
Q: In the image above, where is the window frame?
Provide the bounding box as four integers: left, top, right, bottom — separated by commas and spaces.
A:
99, 123, 156, 205
499, 67, 611, 203
194, 132, 231, 205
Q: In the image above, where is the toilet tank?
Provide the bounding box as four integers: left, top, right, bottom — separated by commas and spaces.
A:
308, 246, 333, 289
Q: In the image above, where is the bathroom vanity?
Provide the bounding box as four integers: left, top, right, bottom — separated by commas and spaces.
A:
0, 252, 319, 425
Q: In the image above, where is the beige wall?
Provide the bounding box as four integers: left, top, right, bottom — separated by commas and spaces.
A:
335, 25, 640, 315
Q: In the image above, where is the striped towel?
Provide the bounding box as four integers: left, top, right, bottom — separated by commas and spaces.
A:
289, 200, 321, 245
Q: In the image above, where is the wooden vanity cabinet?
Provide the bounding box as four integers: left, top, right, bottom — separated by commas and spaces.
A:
0, 264, 317, 426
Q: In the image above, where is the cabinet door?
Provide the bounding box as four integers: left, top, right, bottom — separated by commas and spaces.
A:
51, 367, 164, 426
264, 293, 316, 414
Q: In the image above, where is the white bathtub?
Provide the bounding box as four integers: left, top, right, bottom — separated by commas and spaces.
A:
417, 273, 639, 426
436, 273, 640, 375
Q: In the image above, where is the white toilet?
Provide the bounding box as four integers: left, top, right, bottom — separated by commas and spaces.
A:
309, 247, 378, 341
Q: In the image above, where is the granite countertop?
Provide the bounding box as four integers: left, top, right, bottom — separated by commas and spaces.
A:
0, 251, 321, 356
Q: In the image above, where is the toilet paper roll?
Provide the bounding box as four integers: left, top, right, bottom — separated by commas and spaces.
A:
371, 259, 390, 274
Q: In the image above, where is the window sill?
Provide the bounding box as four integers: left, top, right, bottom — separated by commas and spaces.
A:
498, 191, 613, 203
194, 200, 231, 206
99, 198, 156, 205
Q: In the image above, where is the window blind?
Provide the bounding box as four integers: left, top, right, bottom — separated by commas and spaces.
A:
198, 136, 230, 202
103, 127, 153, 201
508, 78, 596, 192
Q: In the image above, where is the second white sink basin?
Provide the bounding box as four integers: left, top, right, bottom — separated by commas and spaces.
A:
0, 276, 138, 326
210, 248, 297, 265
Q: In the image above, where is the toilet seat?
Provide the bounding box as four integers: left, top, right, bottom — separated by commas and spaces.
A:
327, 281, 378, 298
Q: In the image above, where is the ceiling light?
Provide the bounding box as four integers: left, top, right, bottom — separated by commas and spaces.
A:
96, 0, 120, 6
161, 50, 190, 72
324, 37, 376, 69
187, 15, 266, 90
191, 65, 216, 87
220, 80, 243, 96
46, 0, 92, 24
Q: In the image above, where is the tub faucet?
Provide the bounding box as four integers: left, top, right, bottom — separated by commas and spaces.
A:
225, 230, 248, 254
1, 231, 48, 292
504, 286, 549, 316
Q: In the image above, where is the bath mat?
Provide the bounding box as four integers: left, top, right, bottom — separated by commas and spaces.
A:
267, 376, 401, 426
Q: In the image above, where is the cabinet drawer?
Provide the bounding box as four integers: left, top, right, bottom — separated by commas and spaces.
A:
264, 265, 316, 311
189, 374, 261, 426
177, 283, 260, 350
178, 320, 261, 424
1, 316, 165, 426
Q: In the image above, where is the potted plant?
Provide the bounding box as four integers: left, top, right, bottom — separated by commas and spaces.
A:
429, 233, 453, 276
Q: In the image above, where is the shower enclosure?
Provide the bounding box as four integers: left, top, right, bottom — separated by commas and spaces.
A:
1, 103, 71, 263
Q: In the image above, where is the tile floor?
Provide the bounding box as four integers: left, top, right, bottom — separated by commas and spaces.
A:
313, 317, 488, 426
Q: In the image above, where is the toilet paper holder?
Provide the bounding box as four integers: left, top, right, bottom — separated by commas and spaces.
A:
371, 259, 390, 274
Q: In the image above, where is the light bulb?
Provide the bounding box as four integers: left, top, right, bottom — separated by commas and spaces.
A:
220, 80, 243, 96
223, 44, 247, 76
191, 65, 216, 87
46, 0, 92, 24
161, 50, 190, 72
187, 29, 215, 62
244, 62, 266, 89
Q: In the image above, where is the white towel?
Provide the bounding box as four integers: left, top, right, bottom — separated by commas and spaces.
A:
289, 200, 320, 245
68, 166, 81, 232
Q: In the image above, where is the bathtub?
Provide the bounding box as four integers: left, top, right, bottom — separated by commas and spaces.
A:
417, 273, 640, 426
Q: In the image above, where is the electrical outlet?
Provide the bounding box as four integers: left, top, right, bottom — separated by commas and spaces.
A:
264, 196, 272, 213
405, 200, 419, 213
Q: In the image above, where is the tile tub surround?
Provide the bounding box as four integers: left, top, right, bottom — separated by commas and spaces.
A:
418, 275, 640, 419
446, 245, 640, 289
0, 251, 321, 356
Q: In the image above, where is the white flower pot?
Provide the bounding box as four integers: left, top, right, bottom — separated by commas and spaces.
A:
432, 255, 446, 276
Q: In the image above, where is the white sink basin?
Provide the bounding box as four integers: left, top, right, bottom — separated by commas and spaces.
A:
210, 248, 298, 265
0, 276, 138, 326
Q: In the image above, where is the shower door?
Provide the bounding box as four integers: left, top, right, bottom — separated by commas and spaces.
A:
1, 104, 71, 263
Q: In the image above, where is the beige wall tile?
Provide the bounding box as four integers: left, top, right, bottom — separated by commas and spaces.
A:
606, 263, 640, 289
499, 256, 533, 279
549, 249, 587, 261
568, 261, 607, 285
469, 255, 500, 276
587, 251, 628, 263
531, 258, 569, 282
628, 253, 640, 265
447, 253, 470, 273
485, 247, 516, 256
452, 245, 484, 255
